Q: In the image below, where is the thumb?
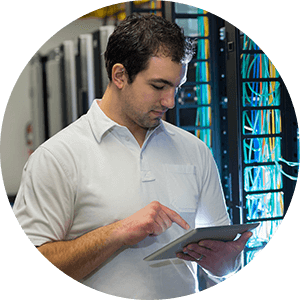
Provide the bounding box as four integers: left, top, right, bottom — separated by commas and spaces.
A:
234, 231, 253, 250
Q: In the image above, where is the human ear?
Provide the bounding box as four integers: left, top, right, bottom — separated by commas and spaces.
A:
111, 63, 126, 89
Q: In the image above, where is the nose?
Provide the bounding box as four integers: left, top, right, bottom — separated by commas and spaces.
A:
161, 88, 176, 109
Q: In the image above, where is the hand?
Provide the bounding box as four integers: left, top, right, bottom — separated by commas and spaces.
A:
176, 231, 252, 277
118, 201, 190, 246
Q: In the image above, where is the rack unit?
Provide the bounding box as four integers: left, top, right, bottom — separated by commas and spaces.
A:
225, 23, 299, 265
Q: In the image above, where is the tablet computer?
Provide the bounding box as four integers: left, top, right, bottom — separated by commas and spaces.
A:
144, 223, 260, 261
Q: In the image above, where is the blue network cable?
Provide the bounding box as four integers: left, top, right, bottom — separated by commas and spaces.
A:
195, 10, 212, 149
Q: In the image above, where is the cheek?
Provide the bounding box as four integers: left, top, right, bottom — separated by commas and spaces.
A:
135, 92, 157, 110
143, 93, 157, 103
128, 86, 160, 111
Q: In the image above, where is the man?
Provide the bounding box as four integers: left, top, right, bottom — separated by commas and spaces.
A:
13, 14, 251, 299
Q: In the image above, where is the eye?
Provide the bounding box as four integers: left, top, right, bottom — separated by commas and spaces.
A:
152, 84, 165, 90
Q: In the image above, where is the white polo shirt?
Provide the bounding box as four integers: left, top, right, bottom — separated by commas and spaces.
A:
13, 100, 230, 299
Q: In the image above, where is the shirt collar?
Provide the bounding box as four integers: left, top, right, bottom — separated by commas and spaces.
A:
87, 100, 175, 143
87, 100, 119, 143
160, 120, 176, 136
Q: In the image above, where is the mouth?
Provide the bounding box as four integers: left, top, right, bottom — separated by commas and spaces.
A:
151, 110, 168, 118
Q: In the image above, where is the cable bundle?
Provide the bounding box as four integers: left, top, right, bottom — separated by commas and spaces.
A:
194, 9, 212, 149
241, 35, 298, 259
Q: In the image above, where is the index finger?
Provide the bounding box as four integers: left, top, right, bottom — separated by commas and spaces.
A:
161, 204, 190, 230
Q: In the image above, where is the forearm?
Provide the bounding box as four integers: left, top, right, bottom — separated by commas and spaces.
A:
38, 221, 125, 281
37, 201, 189, 280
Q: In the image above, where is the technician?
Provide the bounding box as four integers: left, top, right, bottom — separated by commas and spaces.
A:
13, 14, 251, 299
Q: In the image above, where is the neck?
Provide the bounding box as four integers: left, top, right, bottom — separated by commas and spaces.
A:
98, 86, 147, 147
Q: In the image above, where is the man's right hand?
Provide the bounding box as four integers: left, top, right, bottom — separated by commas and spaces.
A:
118, 201, 190, 246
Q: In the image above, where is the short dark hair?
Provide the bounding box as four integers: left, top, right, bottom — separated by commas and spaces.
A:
104, 13, 195, 83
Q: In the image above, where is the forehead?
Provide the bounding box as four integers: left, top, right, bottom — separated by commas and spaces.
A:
141, 55, 187, 86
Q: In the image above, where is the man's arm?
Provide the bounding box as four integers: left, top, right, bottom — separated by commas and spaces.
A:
38, 201, 190, 281
38, 221, 125, 281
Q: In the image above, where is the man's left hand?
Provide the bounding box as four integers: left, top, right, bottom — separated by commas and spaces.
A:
176, 231, 252, 277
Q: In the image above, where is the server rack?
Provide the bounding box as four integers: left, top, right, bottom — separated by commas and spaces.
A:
45, 47, 65, 138
44, 40, 78, 139
93, 25, 115, 99
77, 26, 115, 117
29, 54, 47, 151
171, 4, 225, 177
93, 29, 104, 99
225, 23, 299, 265
77, 34, 95, 116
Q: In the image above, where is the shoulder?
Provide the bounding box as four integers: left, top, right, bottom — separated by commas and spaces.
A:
31, 115, 93, 177
41, 115, 91, 157
162, 121, 209, 150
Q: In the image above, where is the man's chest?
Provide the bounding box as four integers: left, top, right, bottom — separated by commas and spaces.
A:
68, 136, 200, 239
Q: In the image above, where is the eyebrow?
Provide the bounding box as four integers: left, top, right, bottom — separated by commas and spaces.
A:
148, 78, 175, 87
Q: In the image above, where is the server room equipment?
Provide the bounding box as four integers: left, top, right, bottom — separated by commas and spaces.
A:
77, 34, 95, 116
92, 26, 116, 100
29, 4, 299, 270
45, 40, 78, 138
29, 54, 46, 151
130, 1, 299, 268
30, 25, 115, 149
225, 22, 299, 265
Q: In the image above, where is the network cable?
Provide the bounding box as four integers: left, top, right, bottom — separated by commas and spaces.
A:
195, 9, 212, 150
241, 35, 299, 262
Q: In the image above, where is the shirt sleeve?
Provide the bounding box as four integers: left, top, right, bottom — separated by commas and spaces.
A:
13, 146, 76, 246
195, 145, 230, 228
